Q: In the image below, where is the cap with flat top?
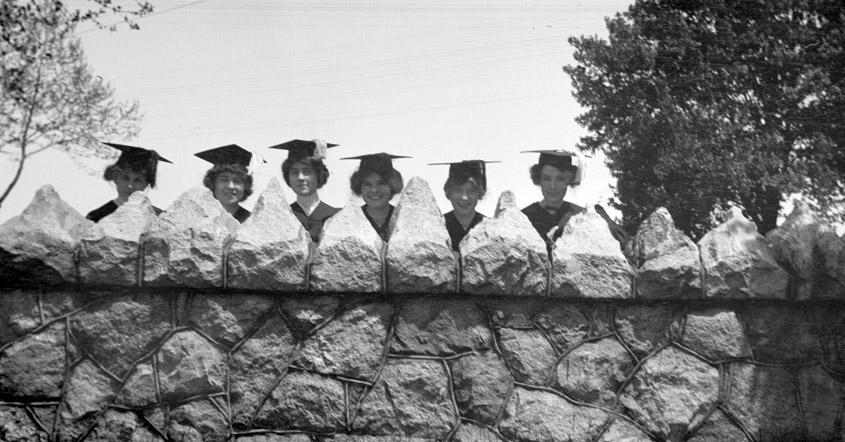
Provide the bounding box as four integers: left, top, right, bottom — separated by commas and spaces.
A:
268, 139, 338, 161
342, 153, 410, 171
429, 159, 499, 189
104, 142, 172, 164
194, 144, 252, 167
522, 149, 582, 184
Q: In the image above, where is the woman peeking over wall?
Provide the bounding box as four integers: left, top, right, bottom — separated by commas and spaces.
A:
195, 144, 254, 223
343, 153, 409, 242
86, 142, 171, 223
269, 139, 340, 243
431, 159, 497, 251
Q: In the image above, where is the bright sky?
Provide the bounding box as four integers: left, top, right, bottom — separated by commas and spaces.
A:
0, 0, 634, 224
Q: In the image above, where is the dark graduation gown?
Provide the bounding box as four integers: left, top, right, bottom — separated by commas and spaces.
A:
443, 211, 484, 251
362, 205, 394, 243
521, 201, 583, 245
86, 200, 163, 223
232, 206, 251, 223
291, 201, 340, 242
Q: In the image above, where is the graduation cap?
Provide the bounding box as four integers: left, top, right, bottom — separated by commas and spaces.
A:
268, 139, 338, 161
522, 149, 582, 185
104, 142, 172, 164
194, 144, 252, 167
341, 153, 410, 171
429, 159, 499, 190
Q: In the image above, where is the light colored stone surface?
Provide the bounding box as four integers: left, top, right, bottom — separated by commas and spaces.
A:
725, 363, 803, 441
186, 293, 275, 347
0, 405, 48, 442
499, 387, 608, 442
798, 365, 842, 441
227, 178, 310, 290
620, 347, 719, 439
58, 359, 118, 442
535, 303, 591, 351
237, 435, 313, 442
682, 309, 751, 361
78, 192, 157, 286
614, 305, 680, 359
142, 186, 239, 288
485, 298, 542, 329
114, 361, 157, 407
88, 409, 163, 442
279, 295, 340, 335
254, 371, 346, 431
698, 207, 788, 298
386, 177, 457, 293
687, 409, 749, 442
0, 185, 91, 285
556, 338, 634, 405
167, 399, 229, 442
631, 207, 701, 298
0, 322, 65, 398
310, 201, 384, 293
461, 191, 549, 295
497, 328, 557, 384
595, 418, 652, 442
391, 298, 492, 356
453, 423, 506, 442
551, 211, 635, 298
449, 352, 512, 424
156, 331, 225, 401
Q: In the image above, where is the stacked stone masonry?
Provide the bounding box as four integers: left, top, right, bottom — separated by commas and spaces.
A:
0, 183, 843, 441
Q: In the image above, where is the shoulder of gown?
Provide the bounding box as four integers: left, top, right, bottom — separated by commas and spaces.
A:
85, 200, 118, 223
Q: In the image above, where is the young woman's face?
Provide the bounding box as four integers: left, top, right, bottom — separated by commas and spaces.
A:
113, 168, 149, 200
361, 172, 392, 210
213, 171, 245, 207
539, 165, 574, 204
288, 160, 318, 197
447, 182, 481, 217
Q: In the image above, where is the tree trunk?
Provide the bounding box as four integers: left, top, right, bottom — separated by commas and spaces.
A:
0, 148, 26, 208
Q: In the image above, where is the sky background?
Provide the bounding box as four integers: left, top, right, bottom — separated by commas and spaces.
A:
1, 0, 635, 224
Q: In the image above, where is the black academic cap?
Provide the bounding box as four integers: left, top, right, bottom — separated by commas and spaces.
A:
429, 159, 499, 189
194, 144, 252, 167
103, 142, 172, 164
522, 149, 582, 184
341, 153, 410, 171
268, 139, 338, 161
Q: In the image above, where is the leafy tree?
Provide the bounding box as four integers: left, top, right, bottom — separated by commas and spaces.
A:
565, 0, 845, 238
0, 0, 152, 207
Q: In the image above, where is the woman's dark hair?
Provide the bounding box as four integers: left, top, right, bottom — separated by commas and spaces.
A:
202, 164, 254, 201
529, 163, 578, 185
103, 153, 159, 188
281, 158, 330, 188
350, 167, 403, 197
444, 175, 485, 199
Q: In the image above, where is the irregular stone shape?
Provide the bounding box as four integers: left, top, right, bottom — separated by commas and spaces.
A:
30, 406, 57, 436
142, 186, 239, 288
78, 192, 157, 286
229, 314, 297, 429
41, 291, 86, 322
186, 293, 274, 347
353, 359, 454, 438
820, 308, 845, 373
0, 322, 65, 398
0, 185, 92, 285
297, 303, 392, 382
630, 207, 701, 298
497, 328, 557, 385
461, 191, 548, 296
453, 423, 506, 442
614, 304, 680, 359
156, 330, 225, 401
556, 338, 634, 405
799, 365, 842, 440
620, 347, 719, 439
698, 207, 788, 298
818, 230, 845, 298
0, 290, 40, 346
88, 409, 163, 442
57, 359, 118, 442
534, 303, 591, 351
725, 363, 803, 440
738, 305, 820, 363
682, 309, 751, 361
279, 295, 340, 335
687, 409, 750, 442
551, 211, 635, 299
237, 435, 312, 442
115, 361, 157, 407
0, 405, 47, 442
386, 177, 457, 293
484, 298, 542, 329
449, 352, 512, 424
70, 293, 171, 377
595, 418, 652, 442
499, 387, 608, 442
227, 178, 310, 290
310, 201, 384, 293
391, 298, 492, 356
254, 371, 345, 431
167, 399, 229, 442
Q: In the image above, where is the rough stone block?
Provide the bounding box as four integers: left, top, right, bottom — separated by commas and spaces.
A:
167, 399, 229, 442
0, 290, 41, 346
142, 186, 239, 288
556, 338, 634, 405
88, 409, 164, 442
682, 308, 751, 361
57, 359, 118, 442
156, 330, 225, 401
687, 409, 750, 442
391, 298, 492, 356
798, 365, 842, 441
453, 423, 506, 442
77, 192, 156, 286
309, 202, 383, 293
279, 295, 340, 335
186, 293, 275, 347
461, 191, 548, 296
227, 178, 310, 290
0, 322, 66, 398
614, 304, 681, 359
631, 207, 701, 298
449, 352, 512, 424
386, 177, 457, 293
497, 328, 557, 384
484, 298, 542, 329
114, 361, 157, 408
534, 302, 591, 351
698, 207, 788, 298
0, 185, 91, 285
595, 418, 652, 442
725, 363, 803, 440
499, 387, 608, 441
0, 405, 49, 442
551, 211, 635, 298
253, 371, 346, 431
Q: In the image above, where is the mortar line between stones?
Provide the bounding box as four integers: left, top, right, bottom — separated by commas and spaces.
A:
543, 332, 616, 387
348, 303, 399, 426
208, 395, 231, 431
136, 241, 144, 288
152, 351, 162, 405
609, 306, 640, 364
511, 381, 619, 416
440, 358, 461, 440
284, 364, 374, 388
0, 400, 59, 407
146, 391, 229, 410
589, 414, 617, 442
717, 403, 757, 442
23, 405, 50, 437
189, 325, 234, 354
344, 381, 350, 432
226, 303, 283, 355
791, 365, 809, 438
37, 289, 45, 325
614, 342, 672, 403
0, 300, 98, 354
52, 316, 73, 439
247, 341, 302, 429
385, 350, 478, 362
139, 412, 169, 441
493, 380, 515, 428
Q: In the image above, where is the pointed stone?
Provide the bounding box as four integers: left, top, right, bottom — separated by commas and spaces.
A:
551, 211, 635, 298
309, 201, 383, 293
461, 191, 548, 295
78, 192, 157, 286
630, 208, 701, 298
698, 207, 788, 298
227, 178, 310, 290
385, 177, 457, 293
0, 185, 92, 285
141, 186, 239, 288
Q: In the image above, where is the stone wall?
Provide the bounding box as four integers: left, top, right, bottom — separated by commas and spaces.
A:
0, 182, 844, 441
